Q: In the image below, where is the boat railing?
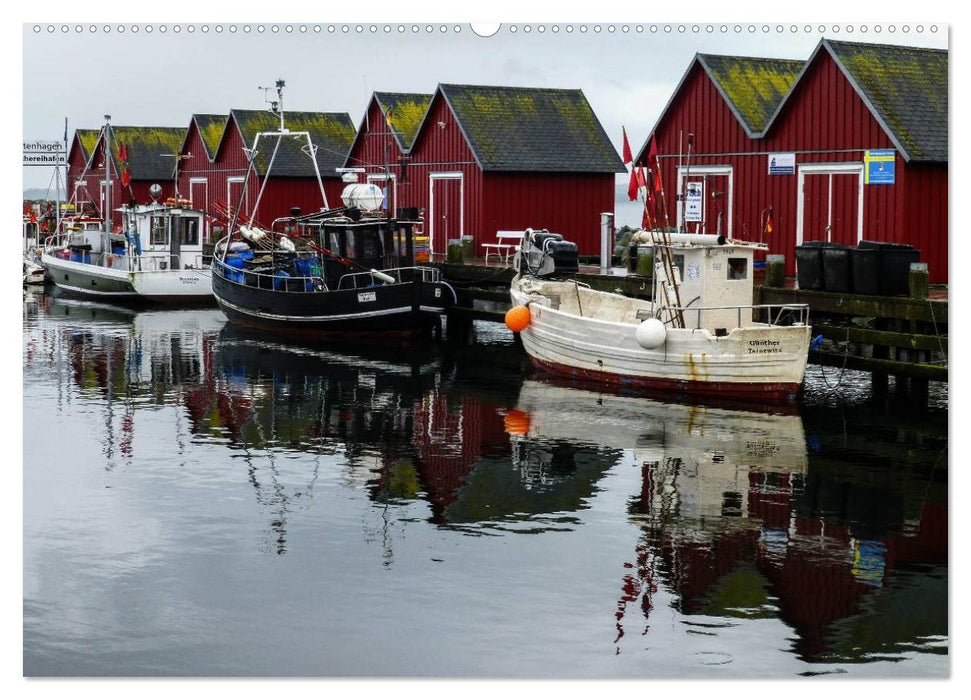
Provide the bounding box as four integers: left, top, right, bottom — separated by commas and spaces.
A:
213, 257, 440, 293
659, 303, 810, 330
336, 266, 440, 290
213, 255, 323, 292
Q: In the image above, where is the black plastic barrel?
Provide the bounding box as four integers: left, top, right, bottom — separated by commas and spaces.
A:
794, 241, 834, 290
858, 240, 921, 295
821, 245, 853, 293
850, 247, 880, 295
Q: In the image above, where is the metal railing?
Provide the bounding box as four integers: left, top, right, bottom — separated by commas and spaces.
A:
213, 256, 440, 294
336, 266, 440, 290
652, 303, 810, 330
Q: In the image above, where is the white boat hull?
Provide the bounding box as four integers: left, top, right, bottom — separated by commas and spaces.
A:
511, 276, 811, 401
42, 253, 213, 303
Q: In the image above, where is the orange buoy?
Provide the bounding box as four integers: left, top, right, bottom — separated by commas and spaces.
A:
503, 409, 532, 436
505, 305, 531, 332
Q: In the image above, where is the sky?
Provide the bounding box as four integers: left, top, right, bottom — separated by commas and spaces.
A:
17, 10, 950, 230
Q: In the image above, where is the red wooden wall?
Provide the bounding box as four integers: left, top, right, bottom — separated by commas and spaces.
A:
642, 52, 948, 283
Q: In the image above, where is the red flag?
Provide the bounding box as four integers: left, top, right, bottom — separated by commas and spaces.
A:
636, 166, 646, 188
641, 208, 650, 230
29, 212, 37, 224
647, 136, 662, 192
648, 135, 658, 163
117, 142, 128, 162
766, 213, 774, 234
622, 127, 633, 165
627, 167, 639, 201
121, 167, 131, 188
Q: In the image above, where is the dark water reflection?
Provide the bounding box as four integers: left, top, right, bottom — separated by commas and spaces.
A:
23, 291, 948, 676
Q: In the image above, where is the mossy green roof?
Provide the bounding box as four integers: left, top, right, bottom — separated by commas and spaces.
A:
374, 92, 432, 150
192, 114, 228, 160
825, 39, 948, 162
230, 109, 356, 177
698, 54, 804, 136
76, 129, 101, 161
106, 126, 187, 180
438, 84, 625, 173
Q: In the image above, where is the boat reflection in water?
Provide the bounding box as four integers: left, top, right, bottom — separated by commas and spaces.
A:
24, 289, 946, 673
203, 327, 616, 544
509, 376, 946, 666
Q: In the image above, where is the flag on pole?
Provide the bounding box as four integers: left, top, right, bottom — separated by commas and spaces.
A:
622, 127, 633, 165
636, 166, 646, 189
766, 211, 774, 235
645, 136, 662, 199
627, 167, 639, 201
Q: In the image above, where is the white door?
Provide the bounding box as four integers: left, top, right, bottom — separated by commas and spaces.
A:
796, 163, 864, 245
676, 165, 733, 236
428, 172, 463, 257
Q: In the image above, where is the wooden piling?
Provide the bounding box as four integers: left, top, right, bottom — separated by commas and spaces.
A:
766, 254, 786, 288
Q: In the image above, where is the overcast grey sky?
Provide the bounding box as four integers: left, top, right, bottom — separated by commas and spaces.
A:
19, 14, 950, 229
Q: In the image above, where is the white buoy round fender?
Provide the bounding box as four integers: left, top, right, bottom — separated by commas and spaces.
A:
370, 269, 397, 284
635, 317, 667, 349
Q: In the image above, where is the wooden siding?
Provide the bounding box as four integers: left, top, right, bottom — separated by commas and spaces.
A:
641, 52, 948, 283
352, 92, 617, 257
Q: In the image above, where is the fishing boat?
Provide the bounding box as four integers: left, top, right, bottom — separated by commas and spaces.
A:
508, 228, 812, 401
210, 82, 453, 340
40, 197, 212, 303
211, 187, 454, 340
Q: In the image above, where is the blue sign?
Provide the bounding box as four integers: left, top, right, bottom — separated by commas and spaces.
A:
866, 149, 896, 185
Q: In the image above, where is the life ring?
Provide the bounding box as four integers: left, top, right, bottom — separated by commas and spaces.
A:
312, 277, 327, 292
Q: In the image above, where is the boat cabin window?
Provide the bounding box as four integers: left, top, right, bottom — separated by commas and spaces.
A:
673, 254, 685, 282
150, 216, 168, 245
357, 230, 383, 262
727, 257, 748, 280
178, 218, 199, 246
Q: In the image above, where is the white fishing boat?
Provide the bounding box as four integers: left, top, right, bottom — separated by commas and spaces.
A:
41, 196, 212, 304
509, 228, 812, 401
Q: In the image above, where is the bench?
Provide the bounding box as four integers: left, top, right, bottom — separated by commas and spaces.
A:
482, 230, 525, 265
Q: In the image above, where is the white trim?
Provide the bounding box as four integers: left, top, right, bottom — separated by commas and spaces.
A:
189, 178, 209, 240
795, 163, 864, 245
366, 172, 398, 213
428, 171, 464, 257
676, 165, 733, 236
226, 176, 248, 216
216, 295, 415, 323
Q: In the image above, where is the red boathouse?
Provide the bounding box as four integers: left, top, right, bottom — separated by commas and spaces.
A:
635, 39, 948, 283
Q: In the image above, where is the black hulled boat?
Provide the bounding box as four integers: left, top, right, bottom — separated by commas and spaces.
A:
211, 198, 455, 341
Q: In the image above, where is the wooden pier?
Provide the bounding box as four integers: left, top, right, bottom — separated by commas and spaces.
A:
435, 259, 948, 394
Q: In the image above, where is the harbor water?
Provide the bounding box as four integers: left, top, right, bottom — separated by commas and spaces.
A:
22, 290, 948, 677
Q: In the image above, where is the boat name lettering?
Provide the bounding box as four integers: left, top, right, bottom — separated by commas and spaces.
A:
358, 291, 377, 303
749, 340, 780, 346
179, 277, 199, 284
745, 440, 780, 456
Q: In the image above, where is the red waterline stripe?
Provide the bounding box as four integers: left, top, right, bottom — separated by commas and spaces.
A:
528, 356, 800, 402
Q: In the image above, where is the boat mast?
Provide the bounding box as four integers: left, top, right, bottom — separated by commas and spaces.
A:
103, 115, 112, 232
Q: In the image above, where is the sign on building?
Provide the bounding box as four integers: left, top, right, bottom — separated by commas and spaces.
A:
768, 152, 796, 175
865, 149, 896, 185
684, 181, 704, 222
23, 140, 66, 167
